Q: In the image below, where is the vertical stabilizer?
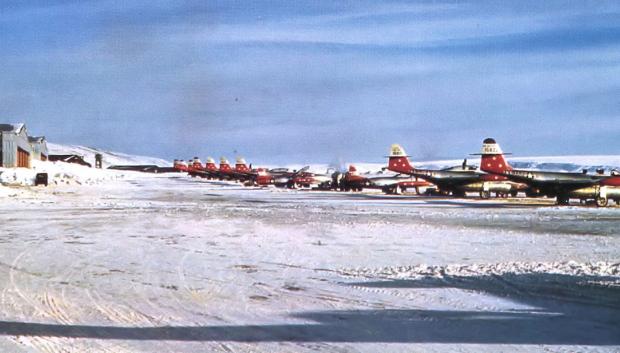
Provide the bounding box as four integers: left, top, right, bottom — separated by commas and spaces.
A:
480, 138, 512, 174
387, 144, 414, 174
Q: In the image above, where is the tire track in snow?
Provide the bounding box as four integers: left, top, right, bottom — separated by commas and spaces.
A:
8, 248, 130, 353
7, 249, 83, 353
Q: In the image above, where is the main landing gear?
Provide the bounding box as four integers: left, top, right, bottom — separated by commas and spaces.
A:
556, 195, 570, 205
557, 196, 608, 207
595, 197, 608, 207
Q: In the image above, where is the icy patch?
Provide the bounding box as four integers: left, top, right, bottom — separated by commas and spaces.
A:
340, 261, 620, 280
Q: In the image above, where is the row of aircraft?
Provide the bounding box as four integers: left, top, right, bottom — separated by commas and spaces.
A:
173, 138, 620, 207
173, 156, 430, 194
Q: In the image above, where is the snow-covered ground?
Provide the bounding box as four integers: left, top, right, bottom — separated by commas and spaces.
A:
0, 168, 618, 352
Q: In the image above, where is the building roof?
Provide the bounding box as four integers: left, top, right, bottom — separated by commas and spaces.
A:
0, 123, 26, 134
28, 136, 46, 143
48, 154, 92, 167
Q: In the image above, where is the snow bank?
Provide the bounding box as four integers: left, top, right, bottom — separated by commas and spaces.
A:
340, 261, 620, 280
0, 143, 174, 188
0, 160, 123, 187
0, 167, 37, 186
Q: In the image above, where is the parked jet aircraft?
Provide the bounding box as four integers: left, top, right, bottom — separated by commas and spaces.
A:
181, 157, 218, 179
173, 159, 189, 172
387, 144, 527, 198
478, 138, 620, 206
182, 156, 273, 186
339, 165, 432, 194
271, 166, 332, 189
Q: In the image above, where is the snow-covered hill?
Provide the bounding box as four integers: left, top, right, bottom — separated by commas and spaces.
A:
47, 143, 170, 168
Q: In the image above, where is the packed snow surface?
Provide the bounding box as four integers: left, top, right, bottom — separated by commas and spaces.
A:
0, 170, 619, 352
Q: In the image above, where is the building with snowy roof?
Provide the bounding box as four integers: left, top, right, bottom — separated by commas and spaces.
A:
0, 123, 32, 168
0, 123, 50, 168
28, 136, 48, 161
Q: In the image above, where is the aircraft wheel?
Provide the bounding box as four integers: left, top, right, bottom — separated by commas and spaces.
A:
510, 190, 518, 197
595, 197, 608, 207
556, 195, 570, 205
480, 191, 490, 199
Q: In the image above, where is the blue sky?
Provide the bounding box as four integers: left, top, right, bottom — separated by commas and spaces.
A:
1, 1, 619, 164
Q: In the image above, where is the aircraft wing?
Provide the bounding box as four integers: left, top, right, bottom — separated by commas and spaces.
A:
188, 170, 213, 178
502, 171, 603, 193
410, 169, 480, 188
295, 166, 310, 175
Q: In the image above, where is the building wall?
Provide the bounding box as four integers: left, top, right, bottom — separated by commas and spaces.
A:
41, 140, 48, 160
0, 128, 32, 168
30, 139, 48, 161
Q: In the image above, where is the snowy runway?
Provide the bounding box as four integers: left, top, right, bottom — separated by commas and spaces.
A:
0, 175, 618, 352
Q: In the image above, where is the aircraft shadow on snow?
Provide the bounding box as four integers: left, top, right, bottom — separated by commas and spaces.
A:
0, 272, 618, 345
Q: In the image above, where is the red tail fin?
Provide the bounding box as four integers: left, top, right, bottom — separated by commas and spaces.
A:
191, 157, 203, 169
220, 157, 232, 172
235, 157, 251, 173
205, 157, 218, 171
480, 138, 512, 174
174, 159, 188, 172
387, 144, 414, 174
348, 165, 357, 173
